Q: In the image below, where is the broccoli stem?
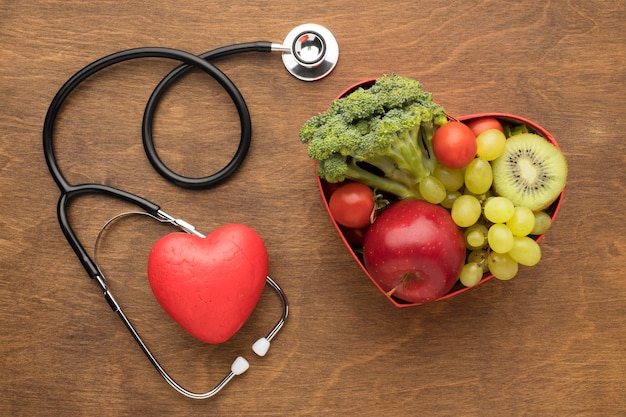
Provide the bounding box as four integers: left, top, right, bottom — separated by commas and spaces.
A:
382, 126, 434, 186
349, 123, 439, 200
418, 124, 438, 173
365, 154, 417, 190
343, 159, 421, 200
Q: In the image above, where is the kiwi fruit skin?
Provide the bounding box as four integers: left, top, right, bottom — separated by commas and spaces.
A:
491, 133, 567, 211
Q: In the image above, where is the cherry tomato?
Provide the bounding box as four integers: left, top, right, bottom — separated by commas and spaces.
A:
432, 121, 477, 169
328, 182, 375, 229
464, 117, 504, 137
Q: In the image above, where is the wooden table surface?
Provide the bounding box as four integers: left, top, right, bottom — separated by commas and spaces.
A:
2, 1, 625, 416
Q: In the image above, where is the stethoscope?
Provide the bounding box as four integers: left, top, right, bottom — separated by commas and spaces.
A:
42, 24, 338, 399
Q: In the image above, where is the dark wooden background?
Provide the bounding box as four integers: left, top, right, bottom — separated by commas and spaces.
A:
1, 1, 625, 416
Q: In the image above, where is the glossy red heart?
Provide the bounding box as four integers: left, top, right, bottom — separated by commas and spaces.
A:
147, 224, 267, 344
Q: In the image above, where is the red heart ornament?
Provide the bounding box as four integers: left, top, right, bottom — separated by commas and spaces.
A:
147, 224, 268, 344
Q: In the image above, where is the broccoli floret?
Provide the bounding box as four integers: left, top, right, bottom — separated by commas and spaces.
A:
299, 74, 448, 200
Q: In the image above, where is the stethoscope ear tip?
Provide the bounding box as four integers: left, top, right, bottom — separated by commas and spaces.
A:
231, 356, 250, 375
228, 339, 269, 378
252, 337, 271, 357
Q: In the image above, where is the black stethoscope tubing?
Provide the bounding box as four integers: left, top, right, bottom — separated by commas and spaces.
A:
143, 42, 273, 189
43, 43, 272, 278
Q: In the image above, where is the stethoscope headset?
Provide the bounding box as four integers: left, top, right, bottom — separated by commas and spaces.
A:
42, 24, 338, 399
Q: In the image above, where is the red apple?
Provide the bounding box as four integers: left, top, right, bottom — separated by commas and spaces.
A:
362, 200, 466, 304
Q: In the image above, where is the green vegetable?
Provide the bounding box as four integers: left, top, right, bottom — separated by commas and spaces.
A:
299, 74, 448, 200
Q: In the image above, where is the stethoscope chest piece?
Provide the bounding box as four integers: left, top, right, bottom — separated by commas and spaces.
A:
281, 23, 339, 81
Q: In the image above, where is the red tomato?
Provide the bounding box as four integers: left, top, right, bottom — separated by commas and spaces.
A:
328, 182, 375, 229
464, 117, 504, 137
432, 121, 477, 169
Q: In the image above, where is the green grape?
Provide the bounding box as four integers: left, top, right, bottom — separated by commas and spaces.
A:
531, 211, 552, 235
419, 175, 447, 204
476, 129, 507, 161
464, 189, 492, 205
433, 164, 464, 191
451, 195, 482, 227
487, 223, 514, 253
507, 206, 536, 237
464, 223, 488, 249
509, 236, 542, 266
487, 252, 518, 280
440, 190, 461, 209
460, 262, 483, 287
467, 249, 489, 273
483, 196, 515, 223
464, 158, 493, 195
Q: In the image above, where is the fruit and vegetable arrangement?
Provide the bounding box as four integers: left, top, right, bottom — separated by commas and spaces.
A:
299, 74, 567, 306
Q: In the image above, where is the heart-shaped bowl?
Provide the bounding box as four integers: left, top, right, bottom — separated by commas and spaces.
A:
315, 78, 564, 307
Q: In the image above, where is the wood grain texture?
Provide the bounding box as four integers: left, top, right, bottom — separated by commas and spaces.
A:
1, 1, 625, 415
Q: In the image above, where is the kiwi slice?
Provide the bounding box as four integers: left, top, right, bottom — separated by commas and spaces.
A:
492, 133, 567, 211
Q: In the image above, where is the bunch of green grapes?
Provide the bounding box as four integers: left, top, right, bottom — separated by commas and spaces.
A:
454, 194, 553, 286
419, 128, 554, 287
